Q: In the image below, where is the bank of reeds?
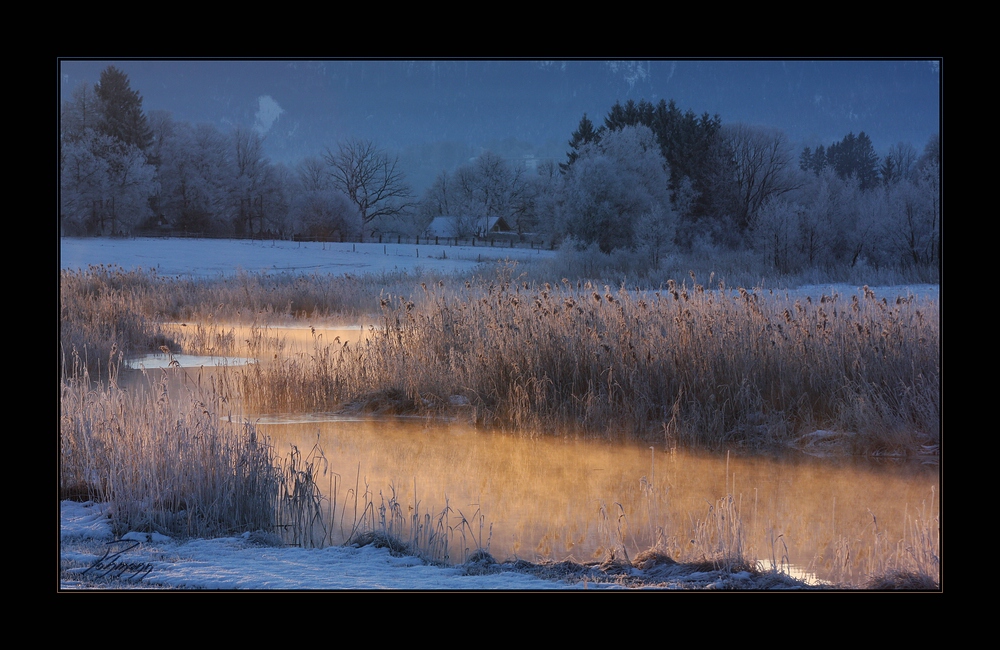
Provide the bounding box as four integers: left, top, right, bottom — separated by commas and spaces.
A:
60, 266, 178, 379
62, 265, 443, 323
531, 243, 938, 292
60, 359, 282, 538
60, 265, 442, 376
241, 269, 939, 452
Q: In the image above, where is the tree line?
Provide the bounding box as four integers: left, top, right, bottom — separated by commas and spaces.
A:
60, 66, 412, 241
60, 68, 940, 276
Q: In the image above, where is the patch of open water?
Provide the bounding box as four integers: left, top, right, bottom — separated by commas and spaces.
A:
255, 412, 938, 586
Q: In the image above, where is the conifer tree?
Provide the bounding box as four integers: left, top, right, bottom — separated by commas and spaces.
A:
826, 132, 878, 190
560, 113, 602, 172
94, 66, 153, 151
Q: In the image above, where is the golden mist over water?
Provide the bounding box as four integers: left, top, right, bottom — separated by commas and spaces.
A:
261, 415, 938, 584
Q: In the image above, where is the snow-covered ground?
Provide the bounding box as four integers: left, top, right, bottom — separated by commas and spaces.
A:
60, 237, 556, 278
59, 237, 936, 590
61, 500, 818, 590
60, 501, 590, 590
59, 236, 938, 303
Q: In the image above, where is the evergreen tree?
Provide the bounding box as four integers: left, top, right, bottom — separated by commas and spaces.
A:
825, 132, 879, 190
94, 66, 153, 151
854, 132, 880, 190
799, 147, 813, 173
880, 154, 896, 186
811, 145, 827, 175
560, 113, 602, 172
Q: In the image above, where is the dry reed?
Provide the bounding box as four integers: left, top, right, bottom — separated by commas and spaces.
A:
237, 266, 939, 453
60, 265, 178, 379
60, 356, 282, 538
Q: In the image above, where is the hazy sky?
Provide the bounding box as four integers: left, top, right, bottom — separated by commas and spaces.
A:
59, 59, 941, 189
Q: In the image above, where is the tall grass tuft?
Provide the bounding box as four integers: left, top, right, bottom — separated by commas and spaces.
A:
342, 480, 492, 564
863, 489, 940, 589
275, 441, 335, 548
60, 356, 282, 538
60, 265, 178, 379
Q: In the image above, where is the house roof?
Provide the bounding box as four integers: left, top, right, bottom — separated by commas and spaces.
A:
423, 216, 511, 238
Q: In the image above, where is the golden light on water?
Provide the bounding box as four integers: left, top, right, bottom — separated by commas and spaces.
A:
260, 414, 938, 584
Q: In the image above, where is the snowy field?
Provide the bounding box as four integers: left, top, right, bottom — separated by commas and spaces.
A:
59, 237, 937, 590
60, 237, 557, 278
59, 236, 939, 304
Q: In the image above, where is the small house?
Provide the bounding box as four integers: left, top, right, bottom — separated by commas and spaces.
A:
423, 216, 513, 240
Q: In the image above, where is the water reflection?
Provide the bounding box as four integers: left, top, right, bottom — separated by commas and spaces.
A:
260, 415, 939, 586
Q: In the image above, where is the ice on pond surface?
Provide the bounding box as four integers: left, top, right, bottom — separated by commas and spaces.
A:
125, 353, 257, 370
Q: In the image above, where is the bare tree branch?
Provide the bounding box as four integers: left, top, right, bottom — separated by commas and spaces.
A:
717, 123, 800, 232
324, 139, 413, 237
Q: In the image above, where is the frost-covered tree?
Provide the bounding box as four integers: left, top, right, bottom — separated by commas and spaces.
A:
882, 160, 940, 268
416, 170, 456, 227
60, 70, 158, 236
104, 142, 158, 234
529, 159, 563, 242
292, 157, 361, 240
752, 196, 800, 273
772, 166, 863, 270
230, 126, 271, 237
880, 142, 918, 186
464, 151, 531, 231
60, 128, 157, 236
257, 163, 293, 237
61, 82, 102, 144
156, 122, 233, 235
558, 125, 673, 256
60, 131, 110, 235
